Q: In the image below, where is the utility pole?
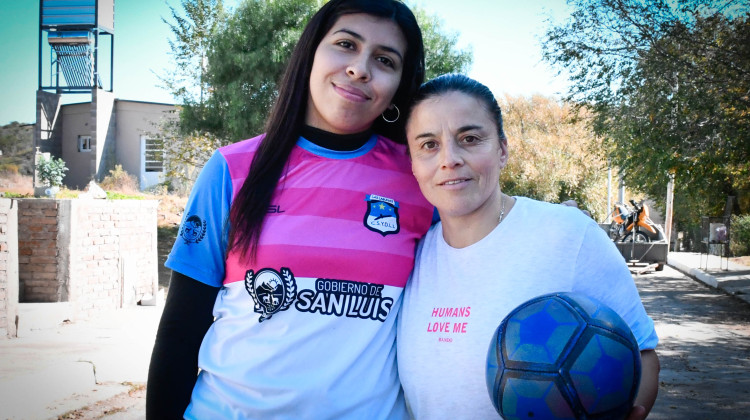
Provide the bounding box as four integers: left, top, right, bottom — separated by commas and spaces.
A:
665, 171, 675, 251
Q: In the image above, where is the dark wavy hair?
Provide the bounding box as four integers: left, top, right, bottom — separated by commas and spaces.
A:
407, 74, 507, 142
229, 0, 425, 260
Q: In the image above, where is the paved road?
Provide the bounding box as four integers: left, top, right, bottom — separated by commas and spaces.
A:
636, 266, 750, 419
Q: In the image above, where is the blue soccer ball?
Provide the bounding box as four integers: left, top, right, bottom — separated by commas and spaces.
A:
486, 292, 641, 420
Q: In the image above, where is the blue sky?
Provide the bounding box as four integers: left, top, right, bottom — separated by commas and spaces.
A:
0, 0, 571, 125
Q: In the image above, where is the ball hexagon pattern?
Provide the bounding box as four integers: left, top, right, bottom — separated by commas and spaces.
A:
486, 292, 641, 420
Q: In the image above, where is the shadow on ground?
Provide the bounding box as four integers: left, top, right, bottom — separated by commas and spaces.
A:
635, 269, 750, 419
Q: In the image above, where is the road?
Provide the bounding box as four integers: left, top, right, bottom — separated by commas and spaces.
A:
637, 266, 750, 419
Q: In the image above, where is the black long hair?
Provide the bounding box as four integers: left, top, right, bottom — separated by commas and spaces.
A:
228, 0, 425, 260
407, 74, 507, 142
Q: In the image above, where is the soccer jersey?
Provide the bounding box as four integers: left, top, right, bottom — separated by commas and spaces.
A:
397, 197, 658, 419
166, 134, 434, 419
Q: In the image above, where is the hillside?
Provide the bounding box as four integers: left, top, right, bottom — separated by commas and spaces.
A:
0, 122, 34, 176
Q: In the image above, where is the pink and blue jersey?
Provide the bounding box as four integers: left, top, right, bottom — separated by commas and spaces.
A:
166, 134, 433, 419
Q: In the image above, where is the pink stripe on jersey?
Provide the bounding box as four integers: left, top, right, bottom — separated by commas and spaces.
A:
217, 133, 433, 292
271, 187, 431, 225
224, 244, 416, 288
259, 214, 419, 258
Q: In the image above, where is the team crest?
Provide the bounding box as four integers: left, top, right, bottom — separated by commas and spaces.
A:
364, 194, 400, 236
245, 267, 297, 322
180, 214, 207, 244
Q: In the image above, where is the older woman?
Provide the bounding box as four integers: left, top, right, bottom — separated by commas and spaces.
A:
397, 74, 659, 420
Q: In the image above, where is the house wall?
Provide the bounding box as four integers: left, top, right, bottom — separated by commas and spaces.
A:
57, 99, 175, 191
93, 90, 116, 181
61, 102, 95, 189
35, 90, 63, 159
16, 199, 158, 321
115, 101, 175, 189
0, 199, 19, 338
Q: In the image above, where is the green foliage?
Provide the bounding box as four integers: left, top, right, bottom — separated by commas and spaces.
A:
1, 192, 31, 198
730, 214, 750, 256
541, 0, 750, 224
37, 156, 68, 187
180, 0, 318, 142
106, 191, 146, 200
160, 0, 225, 106
412, 7, 472, 79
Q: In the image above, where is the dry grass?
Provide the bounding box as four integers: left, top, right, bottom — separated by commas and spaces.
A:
0, 172, 33, 195
0, 173, 186, 227
731, 256, 750, 267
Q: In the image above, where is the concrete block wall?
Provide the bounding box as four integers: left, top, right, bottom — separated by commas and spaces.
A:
66, 199, 158, 319
16, 198, 158, 321
0, 199, 19, 338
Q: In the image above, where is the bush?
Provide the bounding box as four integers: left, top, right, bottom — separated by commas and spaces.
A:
37, 156, 68, 187
100, 165, 139, 193
730, 214, 750, 256
0, 163, 19, 175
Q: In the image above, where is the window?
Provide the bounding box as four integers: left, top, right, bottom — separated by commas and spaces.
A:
144, 136, 164, 172
78, 135, 91, 152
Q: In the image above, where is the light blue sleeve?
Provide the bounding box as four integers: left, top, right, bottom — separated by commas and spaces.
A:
573, 221, 659, 351
165, 150, 233, 287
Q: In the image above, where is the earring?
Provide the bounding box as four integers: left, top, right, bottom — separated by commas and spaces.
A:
382, 104, 400, 123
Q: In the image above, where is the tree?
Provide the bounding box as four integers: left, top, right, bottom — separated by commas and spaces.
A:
160, 0, 225, 107
541, 0, 750, 223
500, 95, 609, 220
179, 0, 319, 142
414, 8, 472, 80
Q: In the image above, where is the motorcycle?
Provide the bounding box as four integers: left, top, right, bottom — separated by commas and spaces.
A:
608, 199, 664, 243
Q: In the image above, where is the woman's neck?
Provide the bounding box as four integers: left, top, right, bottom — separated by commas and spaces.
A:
440, 192, 515, 249
300, 125, 372, 151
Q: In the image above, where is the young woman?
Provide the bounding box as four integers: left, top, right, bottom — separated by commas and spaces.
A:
397, 74, 660, 420
146, 1, 434, 418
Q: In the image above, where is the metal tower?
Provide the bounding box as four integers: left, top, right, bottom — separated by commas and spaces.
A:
35, 0, 115, 192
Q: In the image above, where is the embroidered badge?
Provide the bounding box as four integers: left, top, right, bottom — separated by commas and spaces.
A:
180, 214, 207, 244
364, 194, 400, 236
245, 267, 297, 322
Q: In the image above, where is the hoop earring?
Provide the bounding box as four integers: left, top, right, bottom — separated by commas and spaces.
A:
382, 104, 400, 123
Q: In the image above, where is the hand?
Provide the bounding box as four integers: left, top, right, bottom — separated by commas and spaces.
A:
560, 199, 592, 218
625, 404, 648, 420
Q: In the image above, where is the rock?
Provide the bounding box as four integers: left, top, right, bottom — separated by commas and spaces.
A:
79, 180, 107, 199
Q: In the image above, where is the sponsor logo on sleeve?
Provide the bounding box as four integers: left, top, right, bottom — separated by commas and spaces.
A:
180, 214, 207, 244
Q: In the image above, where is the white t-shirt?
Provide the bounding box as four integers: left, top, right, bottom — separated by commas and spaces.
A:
397, 197, 658, 420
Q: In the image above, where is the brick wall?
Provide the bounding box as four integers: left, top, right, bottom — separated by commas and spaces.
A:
0, 199, 19, 338
16, 198, 158, 321
18, 199, 60, 302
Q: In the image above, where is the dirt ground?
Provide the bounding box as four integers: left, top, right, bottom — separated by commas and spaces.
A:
56, 385, 146, 419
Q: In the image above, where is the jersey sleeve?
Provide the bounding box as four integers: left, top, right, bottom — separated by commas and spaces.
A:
165, 150, 233, 287
573, 221, 659, 351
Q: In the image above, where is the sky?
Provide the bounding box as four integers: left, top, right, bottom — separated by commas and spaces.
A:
0, 0, 572, 126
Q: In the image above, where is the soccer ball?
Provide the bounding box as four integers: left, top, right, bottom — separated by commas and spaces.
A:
486, 292, 641, 420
